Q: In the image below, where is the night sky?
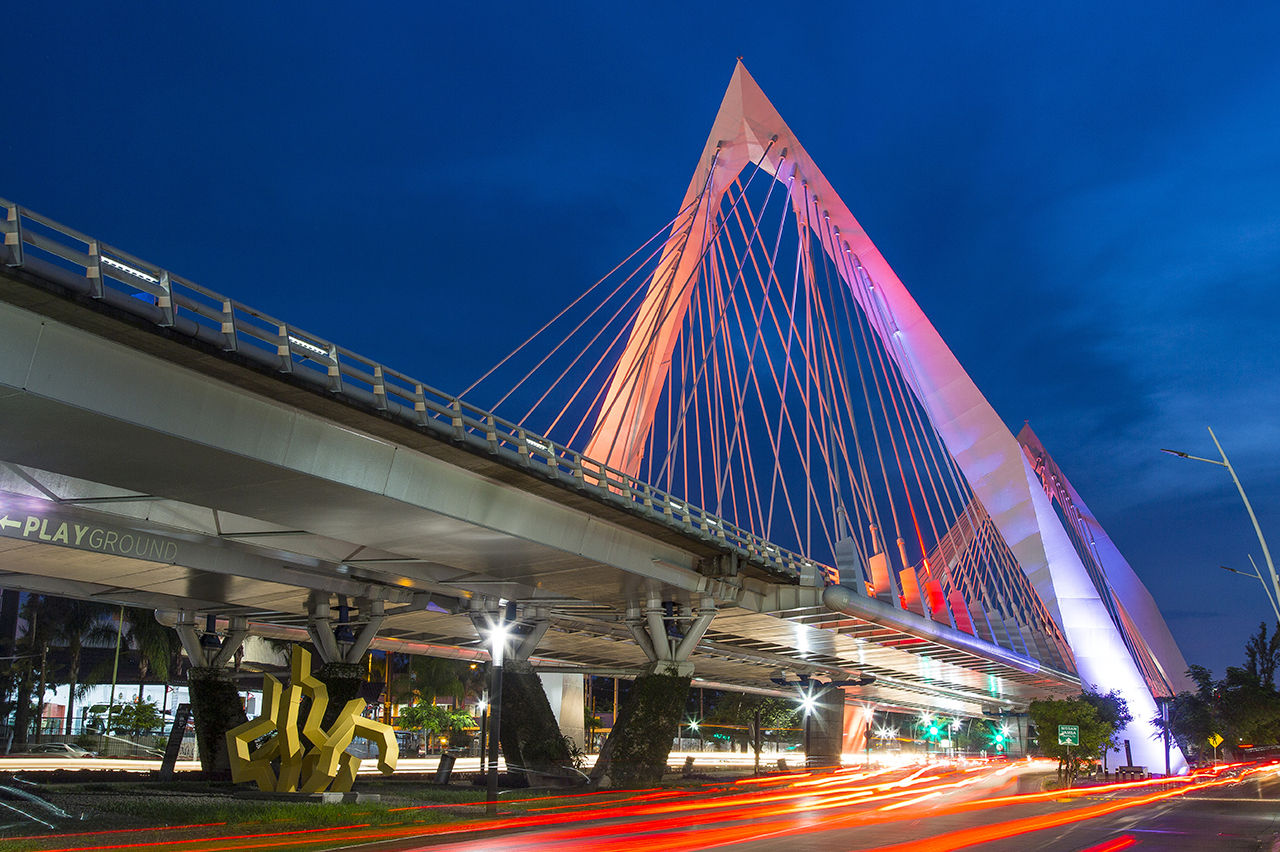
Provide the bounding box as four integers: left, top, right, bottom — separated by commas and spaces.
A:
4, 4, 1277, 678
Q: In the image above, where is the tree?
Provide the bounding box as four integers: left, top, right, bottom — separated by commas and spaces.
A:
398, 701, 474, 754
55, 600, 117, 735
1217, 663, 1280, 746
1244, 622, 1280, 690
703, 692, 798, 754
10, 595, 58, 745
111, 696, 164, 736
1029, 695, 1114, 786
1081, 688, 1131, 766
122, 608, 185, 704
1164, 626, 1280, 763
1153, 689, 1212, 764
401, 656, 473, 707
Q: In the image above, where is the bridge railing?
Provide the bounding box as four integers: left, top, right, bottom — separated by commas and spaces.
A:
1, 198, 838, 587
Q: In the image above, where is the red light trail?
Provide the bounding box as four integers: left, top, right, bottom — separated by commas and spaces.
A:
21, 761, 1278, 851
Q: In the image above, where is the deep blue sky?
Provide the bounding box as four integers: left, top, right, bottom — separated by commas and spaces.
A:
4, 3, 1277, 678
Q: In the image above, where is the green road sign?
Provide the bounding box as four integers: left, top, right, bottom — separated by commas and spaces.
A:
1058, 724, 1080, 746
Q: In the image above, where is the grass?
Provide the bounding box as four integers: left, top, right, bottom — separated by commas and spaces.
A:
0, 780, 496, 851
0, 770, 756, 850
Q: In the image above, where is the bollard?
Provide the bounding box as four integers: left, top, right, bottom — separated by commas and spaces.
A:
434, 751, 458, 784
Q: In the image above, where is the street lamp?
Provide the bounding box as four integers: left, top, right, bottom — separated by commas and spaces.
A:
797, 686, 819, 767
485, 621, 510, 815
1163, 427, 1278, 616
476, 695, 489, 767
1222, 557, 1280, 623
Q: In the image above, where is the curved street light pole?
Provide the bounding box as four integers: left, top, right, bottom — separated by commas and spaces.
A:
1221, 558, 1280, 623
1162, 426, 1279, 619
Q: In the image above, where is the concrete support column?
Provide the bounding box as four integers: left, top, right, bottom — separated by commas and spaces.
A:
469, 601, 571, 780
805, 688, 846, 769
539, 672, 586, 750
842, 705, 871, 758
592, 597, 716, 789
174, 611, 250, 773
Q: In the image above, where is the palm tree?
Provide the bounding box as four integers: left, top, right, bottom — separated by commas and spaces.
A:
405, 656, 470, 707
56, 600, 117, 735
122, 608, 185, 717
11, 595, 57, 745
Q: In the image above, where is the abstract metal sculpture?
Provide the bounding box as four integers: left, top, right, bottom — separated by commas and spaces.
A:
226, 646, 397, 793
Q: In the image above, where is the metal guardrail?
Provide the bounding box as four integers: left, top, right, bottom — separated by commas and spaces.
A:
0, 198, 839, 587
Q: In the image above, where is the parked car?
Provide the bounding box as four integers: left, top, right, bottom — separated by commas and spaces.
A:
18, 743, 96, 758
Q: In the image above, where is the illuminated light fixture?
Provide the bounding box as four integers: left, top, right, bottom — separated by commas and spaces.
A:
797, 688, 818, 716
100, 255, 159, 284
688, 719, 700, 732
476, 698, 489, 713
488, 622, 510, 667
288, 335, 329, 357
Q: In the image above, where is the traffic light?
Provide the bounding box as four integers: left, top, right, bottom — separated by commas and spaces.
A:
927, 724, 940, 740
992, 731, 1006, 751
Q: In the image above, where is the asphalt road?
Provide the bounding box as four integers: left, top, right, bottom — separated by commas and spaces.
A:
352, 761, 1280, 852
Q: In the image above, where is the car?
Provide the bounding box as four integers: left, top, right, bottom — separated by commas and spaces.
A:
17, 742, 96, 758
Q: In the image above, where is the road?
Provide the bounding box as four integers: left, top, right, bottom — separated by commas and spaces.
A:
5, 759, 1277, 850
359, 760, 1280, 852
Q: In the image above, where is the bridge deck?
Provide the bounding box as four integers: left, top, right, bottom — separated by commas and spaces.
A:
0, 201, 1079, 714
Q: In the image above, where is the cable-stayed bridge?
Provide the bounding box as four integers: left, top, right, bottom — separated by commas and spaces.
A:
0, 62, 1188, 770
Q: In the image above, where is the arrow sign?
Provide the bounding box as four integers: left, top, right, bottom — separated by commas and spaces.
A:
0, 516, 20, 531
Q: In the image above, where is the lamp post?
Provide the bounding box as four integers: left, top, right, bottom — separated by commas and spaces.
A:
1221, 557, 1280, 623
1163, 427, 1278, 615
485, 622, 509, 816
1157, 696, 1171, 777
798, 686, 818, 768
476, 695, 489, 765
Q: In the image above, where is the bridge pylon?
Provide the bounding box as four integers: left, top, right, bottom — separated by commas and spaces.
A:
583, 60, 1189, 773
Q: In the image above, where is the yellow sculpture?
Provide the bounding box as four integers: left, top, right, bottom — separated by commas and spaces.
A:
226, 646, 398, 793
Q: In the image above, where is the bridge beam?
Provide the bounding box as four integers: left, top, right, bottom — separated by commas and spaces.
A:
627, 597, 716, 677
305, 596, 385, 665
